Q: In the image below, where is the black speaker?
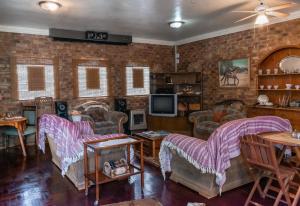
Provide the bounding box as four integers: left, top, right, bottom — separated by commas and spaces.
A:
114, 98, 127, 113
55, 101, 69, 120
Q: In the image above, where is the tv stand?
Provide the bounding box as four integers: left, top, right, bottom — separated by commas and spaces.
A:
150, 71, 203, 116
147, 115, 192, 136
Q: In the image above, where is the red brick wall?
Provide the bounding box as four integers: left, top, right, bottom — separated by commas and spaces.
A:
0, 32, 174, 111
178, 19, 300, 109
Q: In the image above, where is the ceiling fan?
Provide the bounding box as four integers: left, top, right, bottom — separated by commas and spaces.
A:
233, 0, 296, 25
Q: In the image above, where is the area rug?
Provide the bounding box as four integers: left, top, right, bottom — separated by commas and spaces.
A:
103, 198, 162, 206
187, 203, 206, 206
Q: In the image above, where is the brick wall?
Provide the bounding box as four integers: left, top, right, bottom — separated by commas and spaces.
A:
0, 32, 174, 111
178, 19, 300, 109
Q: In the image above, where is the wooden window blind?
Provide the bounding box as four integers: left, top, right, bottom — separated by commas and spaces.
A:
86, 68, 100, 89
132, 68, 144, 88
126, 67, 150, 96
11, 57, 59, 100
73, 59, 108, 97
27, 66, 45, 91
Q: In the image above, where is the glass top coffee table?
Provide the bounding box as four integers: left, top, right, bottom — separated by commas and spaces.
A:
83, 136, 144, 206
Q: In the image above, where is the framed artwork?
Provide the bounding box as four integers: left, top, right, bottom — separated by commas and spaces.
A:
219, 58, 250, 88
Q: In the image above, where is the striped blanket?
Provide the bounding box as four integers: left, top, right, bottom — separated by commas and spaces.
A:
159, 116, 292, 191
38, 114, 126, 175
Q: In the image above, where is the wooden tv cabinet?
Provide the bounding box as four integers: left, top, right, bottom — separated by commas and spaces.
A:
147, 115, 193, 136
247, 106, 300, 130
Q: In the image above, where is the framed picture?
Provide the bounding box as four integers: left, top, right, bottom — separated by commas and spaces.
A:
219, 58, 250, 88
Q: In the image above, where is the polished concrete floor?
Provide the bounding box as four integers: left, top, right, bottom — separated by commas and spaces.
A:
0, 145, 278, 206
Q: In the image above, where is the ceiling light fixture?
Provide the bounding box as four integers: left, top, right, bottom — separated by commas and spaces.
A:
255, 13, 269, 25
39, 1, 62, 11
169, 21, 184, 29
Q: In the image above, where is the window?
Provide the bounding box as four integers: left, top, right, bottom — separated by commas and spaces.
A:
126, 67, 150, 96
77, 66, 108, 97
16, 64, 55, 100
73, 59, 109, 97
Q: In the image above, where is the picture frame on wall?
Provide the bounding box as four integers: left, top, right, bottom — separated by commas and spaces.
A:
218, 58, 250, 88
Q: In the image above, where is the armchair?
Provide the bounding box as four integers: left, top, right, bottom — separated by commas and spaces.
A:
74, 101, 128, 135
189, 99, 246, 140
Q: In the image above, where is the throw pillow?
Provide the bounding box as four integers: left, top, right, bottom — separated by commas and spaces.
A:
213, 111, 227, 122
89, 109, 105, 122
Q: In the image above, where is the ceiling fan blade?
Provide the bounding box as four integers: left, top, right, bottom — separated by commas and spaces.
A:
234, 13, 258, 23
232, 10, 257, 13
266, 11, 289, 17
267, 2, 295, 11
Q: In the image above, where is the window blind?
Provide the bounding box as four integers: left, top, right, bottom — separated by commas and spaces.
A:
126, 67, 150, 96
27, 66, 45, 91
16, 64, 55, 100
78, 66, 108, 97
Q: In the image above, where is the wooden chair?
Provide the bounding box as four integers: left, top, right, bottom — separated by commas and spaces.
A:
34, 96, 55, 117
3, 105, 37, 148
240, 134, 297, 206
34, 96, 55, 145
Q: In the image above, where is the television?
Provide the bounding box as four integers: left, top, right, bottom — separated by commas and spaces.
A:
149, 94, 177, 117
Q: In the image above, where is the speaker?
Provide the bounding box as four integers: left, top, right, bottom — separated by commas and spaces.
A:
114, 98, 127, 113
55, 101, 69, 119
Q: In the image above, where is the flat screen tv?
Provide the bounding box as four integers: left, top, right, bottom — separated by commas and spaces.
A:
149, 94, 177, 117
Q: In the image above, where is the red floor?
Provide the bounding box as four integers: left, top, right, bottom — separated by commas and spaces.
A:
0, 145, 281, 206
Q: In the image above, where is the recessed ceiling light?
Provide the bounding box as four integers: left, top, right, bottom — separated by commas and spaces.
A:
39, 1, 62, 11
169, 21, 184, 29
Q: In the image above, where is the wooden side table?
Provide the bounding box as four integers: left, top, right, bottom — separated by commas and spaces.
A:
133, 132, 166, 167
0, 117, 27, 156
83, 136, 144, 206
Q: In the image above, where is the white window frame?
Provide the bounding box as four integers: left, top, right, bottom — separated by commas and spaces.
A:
77, 66, 108, 97
16, 64, 55, 100
126, 66, 150, 96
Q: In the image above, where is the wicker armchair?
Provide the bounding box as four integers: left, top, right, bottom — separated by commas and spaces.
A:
74, 101, 128, 135
189, 99, 246, 140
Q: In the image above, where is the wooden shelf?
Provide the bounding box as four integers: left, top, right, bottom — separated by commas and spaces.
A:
177, 94, 202, 97
150, 71, 203, 114
85, 165, 141, 184
257, 73, 300, 77
249, 105, 300, 112
258, 89, 300, 91
167, 83, 202, 85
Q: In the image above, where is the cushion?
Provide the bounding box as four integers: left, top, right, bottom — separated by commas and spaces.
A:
230, 102, 244, 112
196, 121, 220, 133
3, 126, 36, 136
212, 111, 227, 122
87, 109, 105, 122
94, 121, 115, 128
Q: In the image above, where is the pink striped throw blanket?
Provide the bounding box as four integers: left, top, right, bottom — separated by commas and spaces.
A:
159, 116, 292, 192
38, 114, 126, 175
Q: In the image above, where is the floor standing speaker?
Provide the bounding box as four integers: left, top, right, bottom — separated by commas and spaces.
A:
55, 101, 69, 120
114, 98, 127, 113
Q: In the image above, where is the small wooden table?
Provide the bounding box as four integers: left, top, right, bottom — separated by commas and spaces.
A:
260, 132, 300, 206
133, 131, 167, 167
83, 136, 144, 206
0, 117, 27, 157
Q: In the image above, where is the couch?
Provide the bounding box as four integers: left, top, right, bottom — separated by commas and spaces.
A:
75, 101, 128, 135
189, 99, 246, 139
38, 114, 126, 190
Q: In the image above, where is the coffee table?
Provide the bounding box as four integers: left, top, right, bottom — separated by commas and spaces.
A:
133, 131, 168, 167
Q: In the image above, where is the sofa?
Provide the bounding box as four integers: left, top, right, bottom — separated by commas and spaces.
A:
38, 114, 127, 190
189, 99, 246, 139
170, 153, 251, 199
74, 101, 128, 135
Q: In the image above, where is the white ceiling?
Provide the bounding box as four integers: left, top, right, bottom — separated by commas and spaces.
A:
0, 0, 299, 42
